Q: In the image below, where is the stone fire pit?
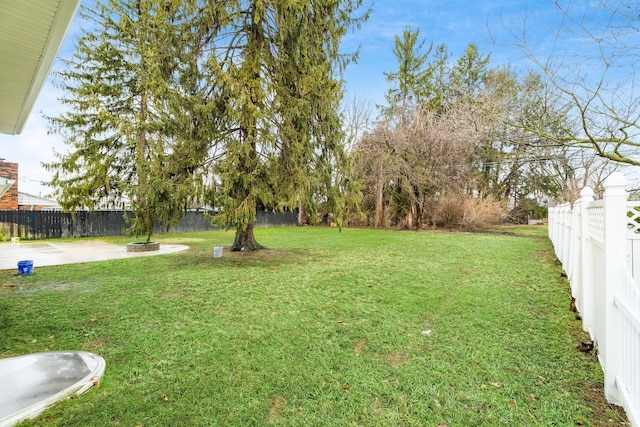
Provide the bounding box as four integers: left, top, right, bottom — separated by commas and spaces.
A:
126, 242, 160, 252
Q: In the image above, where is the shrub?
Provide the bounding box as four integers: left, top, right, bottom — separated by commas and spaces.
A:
430, 194, 466, 228
426, 193, 507, 230
461, 196, 508, 229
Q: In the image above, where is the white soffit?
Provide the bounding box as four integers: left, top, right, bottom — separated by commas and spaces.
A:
0, 0, 80, 135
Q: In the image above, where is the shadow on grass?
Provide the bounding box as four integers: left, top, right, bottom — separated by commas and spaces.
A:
165, 246, 323, 271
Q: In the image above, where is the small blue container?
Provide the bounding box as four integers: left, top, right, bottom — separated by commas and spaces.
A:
17, 260, 34, 275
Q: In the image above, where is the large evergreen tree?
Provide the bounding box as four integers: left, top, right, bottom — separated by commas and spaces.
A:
45, 0, 213, 242
47, 0, 368, 250
206, 0, 369, 251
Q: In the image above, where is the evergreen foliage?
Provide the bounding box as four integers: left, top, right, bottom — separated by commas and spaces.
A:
381, 28, 450, 119
45, 1, 211, 242
45, 0, 369, 249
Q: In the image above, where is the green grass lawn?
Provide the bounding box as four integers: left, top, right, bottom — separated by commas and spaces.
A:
0, 226, 628, 426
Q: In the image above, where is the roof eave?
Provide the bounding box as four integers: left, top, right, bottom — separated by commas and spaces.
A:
1, 0, 81, 135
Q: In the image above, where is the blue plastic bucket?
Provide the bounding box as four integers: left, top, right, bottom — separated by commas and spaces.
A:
17, 260, 33, 275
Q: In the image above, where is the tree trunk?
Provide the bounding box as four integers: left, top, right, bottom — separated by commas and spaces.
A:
415, 201, 423, 230
405, 209, 413, 229
297, 204, 305, 226
231, 222, 266, 252
375, 173, 384, 228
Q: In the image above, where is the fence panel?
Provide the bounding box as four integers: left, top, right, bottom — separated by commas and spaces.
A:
628, 239, 640, 287
0, 210, 296, 240
548, 172, 639, 425
587, 203, 606, 344
614, 268, 640, 424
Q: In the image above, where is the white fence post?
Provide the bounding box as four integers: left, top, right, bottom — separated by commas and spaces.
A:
602, 172, 627, 404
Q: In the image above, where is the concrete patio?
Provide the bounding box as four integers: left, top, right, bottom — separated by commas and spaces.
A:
0, 240, 188, 272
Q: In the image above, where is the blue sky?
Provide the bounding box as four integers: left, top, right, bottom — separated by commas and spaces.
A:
342, 0, 553, 106
0, 0, 610, 196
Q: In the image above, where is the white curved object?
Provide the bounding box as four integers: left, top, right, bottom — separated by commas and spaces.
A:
0, 351, 105, 427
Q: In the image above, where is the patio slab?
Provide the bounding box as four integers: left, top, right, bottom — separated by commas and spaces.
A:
0, 241, 188, 271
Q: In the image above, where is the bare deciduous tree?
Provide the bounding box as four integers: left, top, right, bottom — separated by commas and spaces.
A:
354, 105, 481, 229
560, 151, 620, 202
511, 0, 640, 166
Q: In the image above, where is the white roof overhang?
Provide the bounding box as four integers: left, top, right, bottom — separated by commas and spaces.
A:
0, 0, 80, 135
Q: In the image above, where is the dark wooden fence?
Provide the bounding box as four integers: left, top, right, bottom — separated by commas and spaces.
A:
0, 210, 297, 240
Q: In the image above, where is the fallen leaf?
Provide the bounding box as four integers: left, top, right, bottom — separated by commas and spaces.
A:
490, 382, 501, 388
48, 335, 55, 340
2, 283, 16, 288
161, 394, 169, 401
529, 394, 537, 401
509, 400, 516, 407
93, 381, 101, 388
31, 339, 37, 343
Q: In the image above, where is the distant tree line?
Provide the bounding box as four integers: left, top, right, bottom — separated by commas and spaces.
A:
46, 0, 638, 245
352, 29, 571, 229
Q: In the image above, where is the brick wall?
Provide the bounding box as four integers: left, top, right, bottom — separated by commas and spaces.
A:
0, 161, 18, 210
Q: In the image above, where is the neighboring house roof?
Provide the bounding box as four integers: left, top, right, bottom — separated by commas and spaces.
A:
18, 192, 62, 210
0, 0, 81, 135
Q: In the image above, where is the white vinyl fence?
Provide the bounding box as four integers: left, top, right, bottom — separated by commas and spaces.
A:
548, 172, 640, 425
